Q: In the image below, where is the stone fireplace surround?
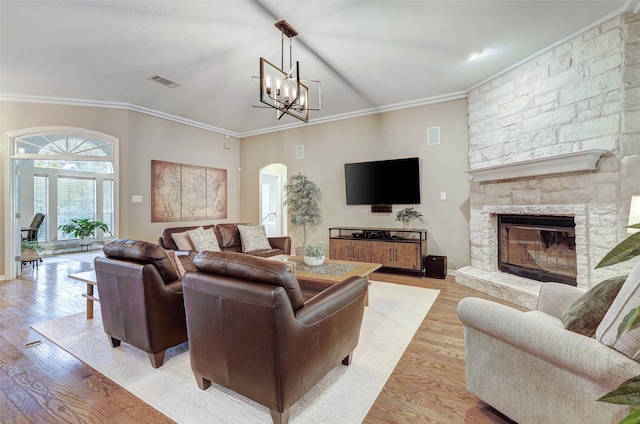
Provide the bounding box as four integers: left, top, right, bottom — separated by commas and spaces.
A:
455, 13, 640, 309
456, 204, 587, 309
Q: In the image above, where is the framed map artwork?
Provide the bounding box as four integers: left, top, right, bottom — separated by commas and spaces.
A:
151, 160, 227, 222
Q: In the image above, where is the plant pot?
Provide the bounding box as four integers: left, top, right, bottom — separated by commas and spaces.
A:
294, 246, 305, 256
21, 249, 38, 261
402, 221, 413, 229
303, 255, 325, 266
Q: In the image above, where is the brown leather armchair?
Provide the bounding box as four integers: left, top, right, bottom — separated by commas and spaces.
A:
182, 252, 368, 424
94, 239, 188, 368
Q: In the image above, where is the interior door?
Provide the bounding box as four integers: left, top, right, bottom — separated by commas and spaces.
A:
261, 174, 280, 237
14, 159, 22, 276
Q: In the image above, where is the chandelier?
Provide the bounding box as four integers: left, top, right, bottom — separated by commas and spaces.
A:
253, 20, 320, 123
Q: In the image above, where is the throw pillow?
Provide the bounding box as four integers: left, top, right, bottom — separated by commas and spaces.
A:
596, 262, 640, 359
237, 225, 272, 252
165, 249, 187, 278
172, 230, 196, 251
560, 275, 627, 337
187, 227, 221, 252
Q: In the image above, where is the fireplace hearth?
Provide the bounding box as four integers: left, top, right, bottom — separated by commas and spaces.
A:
498, 215, 577, 286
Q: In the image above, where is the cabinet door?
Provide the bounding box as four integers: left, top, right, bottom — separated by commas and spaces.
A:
330, 239, 352, 260
370, 241, 394, 267
394, 242, 421, 270
351, 240, 371, 262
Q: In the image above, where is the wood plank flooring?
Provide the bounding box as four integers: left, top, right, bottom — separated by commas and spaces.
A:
1, 257, 517, 423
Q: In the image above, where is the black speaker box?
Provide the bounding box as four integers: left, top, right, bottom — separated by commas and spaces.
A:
425, 255, 447, 279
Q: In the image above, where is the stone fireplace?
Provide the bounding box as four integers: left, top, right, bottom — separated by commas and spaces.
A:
498, 214, 577, 286
455, 13, 640, 309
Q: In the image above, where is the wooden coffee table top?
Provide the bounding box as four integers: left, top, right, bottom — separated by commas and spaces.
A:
270, 255, 381, 283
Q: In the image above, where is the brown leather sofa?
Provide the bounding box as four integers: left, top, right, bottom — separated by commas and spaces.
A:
182, 251, 368, 424
157, 223, 291, 257
94, 239, 188, 368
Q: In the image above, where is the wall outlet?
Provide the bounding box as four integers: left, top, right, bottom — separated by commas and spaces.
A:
132, 195, 143, 203
440, 192, 447, 200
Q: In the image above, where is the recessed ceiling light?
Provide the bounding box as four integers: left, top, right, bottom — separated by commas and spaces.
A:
467, 50, 483, 61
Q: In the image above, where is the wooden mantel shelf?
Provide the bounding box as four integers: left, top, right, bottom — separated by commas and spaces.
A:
465, 149, 608, 182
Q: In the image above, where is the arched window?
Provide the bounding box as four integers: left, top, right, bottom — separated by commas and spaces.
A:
13, 128, 118, 242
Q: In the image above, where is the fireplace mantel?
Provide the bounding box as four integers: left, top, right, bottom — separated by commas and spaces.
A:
465, 149, 607, 182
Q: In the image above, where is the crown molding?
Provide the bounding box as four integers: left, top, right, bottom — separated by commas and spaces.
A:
0, 93, 240, 138
1, 91, 468, 140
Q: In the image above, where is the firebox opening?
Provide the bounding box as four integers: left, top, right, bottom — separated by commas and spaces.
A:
498, 215, 577, 286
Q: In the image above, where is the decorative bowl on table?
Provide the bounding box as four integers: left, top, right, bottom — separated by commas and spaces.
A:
303, 255, 325, 266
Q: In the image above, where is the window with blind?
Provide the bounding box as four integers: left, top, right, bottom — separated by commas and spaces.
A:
57, 177, 97, 240
33, 174, 49, 241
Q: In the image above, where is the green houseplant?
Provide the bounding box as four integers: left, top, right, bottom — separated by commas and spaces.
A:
303, 241, 325, 266
395, 207, 424, 228
283, 173, 322, 252
596, 222, 640, 423
58, 218, 110, 239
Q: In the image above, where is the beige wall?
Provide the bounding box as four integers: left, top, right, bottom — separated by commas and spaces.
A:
240, 98, 471, 270
0, 101, 240, 277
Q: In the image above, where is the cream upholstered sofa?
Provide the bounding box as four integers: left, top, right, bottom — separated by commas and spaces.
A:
457, 261, 640, 424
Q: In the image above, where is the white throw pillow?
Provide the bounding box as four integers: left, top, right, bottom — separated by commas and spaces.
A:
172, 230, 196, 251
238, 225, 272, 252
187, 227, 221, 252
596, 261, 640, 359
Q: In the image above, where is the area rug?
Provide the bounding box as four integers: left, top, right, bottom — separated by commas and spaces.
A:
32, 281, 439, 423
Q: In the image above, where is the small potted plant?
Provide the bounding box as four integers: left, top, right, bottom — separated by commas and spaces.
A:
395, 207, 424, 229
58, 218, 110, 240
21, 239, 44, 263
303, 241, 325, 266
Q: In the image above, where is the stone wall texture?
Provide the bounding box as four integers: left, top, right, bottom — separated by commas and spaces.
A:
466, 13, 640, 288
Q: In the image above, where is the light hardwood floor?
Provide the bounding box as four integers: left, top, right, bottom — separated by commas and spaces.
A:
1, 255, 516, 423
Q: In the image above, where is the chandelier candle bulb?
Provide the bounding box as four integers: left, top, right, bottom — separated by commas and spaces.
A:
265, 75, 272, 94
284, 85, 290, 103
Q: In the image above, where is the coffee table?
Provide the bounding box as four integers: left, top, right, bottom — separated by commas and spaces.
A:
68, 270, 98, 319
270, 255, 381, 304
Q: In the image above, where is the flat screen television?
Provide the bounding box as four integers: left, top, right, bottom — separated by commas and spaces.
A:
344, 157, 420, 205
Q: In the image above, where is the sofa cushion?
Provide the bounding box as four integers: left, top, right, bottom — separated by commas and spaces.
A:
172, 230, 196, 250
216, 223, 249, 249
596, 262, 640, 359
238, 225, 272, 252
560, 275, 626, 337
193, 251, 305, 310
103, 239, 179, 283
165, 249, 187, 279
187, 227, 221, 252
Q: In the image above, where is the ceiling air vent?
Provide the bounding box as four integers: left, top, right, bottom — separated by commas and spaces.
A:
147, 75, 181, 88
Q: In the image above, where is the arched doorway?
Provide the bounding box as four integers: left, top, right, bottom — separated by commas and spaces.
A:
4, 126, 119, 279
259, 163, 287, 237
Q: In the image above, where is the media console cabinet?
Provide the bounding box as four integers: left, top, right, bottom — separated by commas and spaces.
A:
329, 227, 427, 276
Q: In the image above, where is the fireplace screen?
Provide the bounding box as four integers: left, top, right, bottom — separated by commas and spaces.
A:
498, 215, 577, 286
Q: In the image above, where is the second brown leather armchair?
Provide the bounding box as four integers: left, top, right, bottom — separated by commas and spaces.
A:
94, 239, 188, 368
182, 252, 368, 424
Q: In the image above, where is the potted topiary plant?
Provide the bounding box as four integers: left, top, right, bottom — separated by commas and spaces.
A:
395, 207, 424, 229
58, 218, 111, 240
283, 173, 322, 255
303, 241, 325, 266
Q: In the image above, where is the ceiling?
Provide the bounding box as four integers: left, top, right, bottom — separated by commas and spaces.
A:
1, 0, 638, 137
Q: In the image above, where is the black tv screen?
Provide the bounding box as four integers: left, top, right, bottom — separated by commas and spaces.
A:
344, 157, 421, 205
